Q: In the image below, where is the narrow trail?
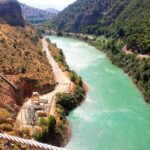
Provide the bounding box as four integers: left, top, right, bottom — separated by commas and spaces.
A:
122, 45, 150, 59
42, 38, 72, 116
16, 38, 73, 128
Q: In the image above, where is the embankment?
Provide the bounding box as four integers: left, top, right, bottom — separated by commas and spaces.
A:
34, 38, 86, 147
62, 33, 150, 103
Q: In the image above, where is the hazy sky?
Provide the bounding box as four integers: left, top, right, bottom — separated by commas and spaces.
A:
18, 0, 76, 10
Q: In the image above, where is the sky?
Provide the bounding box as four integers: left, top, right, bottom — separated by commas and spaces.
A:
18, 0, 76, 10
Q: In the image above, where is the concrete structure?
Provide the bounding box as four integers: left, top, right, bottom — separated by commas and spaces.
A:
31, 92, 40, 105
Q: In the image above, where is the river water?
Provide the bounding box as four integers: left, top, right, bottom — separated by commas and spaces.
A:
48, 36, 150, 150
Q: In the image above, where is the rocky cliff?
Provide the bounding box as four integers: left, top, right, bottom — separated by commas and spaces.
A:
0, 0, 25, 26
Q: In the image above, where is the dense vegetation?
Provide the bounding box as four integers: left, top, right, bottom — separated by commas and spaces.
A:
92, 0, 150, 55
50, 0, 150, 102
51, 0, 109, 32
51, 0, 150, 55
89, 37, 150, 102
56, 85, 85, 114
35, 112, 70, 147
107, 41, 149, 102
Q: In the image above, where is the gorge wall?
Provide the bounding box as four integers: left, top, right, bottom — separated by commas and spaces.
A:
0, 0, 25, 26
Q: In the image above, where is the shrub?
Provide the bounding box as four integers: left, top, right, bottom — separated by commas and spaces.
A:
57, 31, 63, 36
35, 115, 56, 142
38, 118, 48, 127
0, 109, 11, 123
56, 85, 85, 114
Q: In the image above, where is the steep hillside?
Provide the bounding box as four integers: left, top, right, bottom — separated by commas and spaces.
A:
0, 24, 56, 96
51, 0, 150, 102
93, 0, 150, 54
0, 0, 56, 144
52, 0, 109, 32
52, 0, 150, 54
0, 0, 24, 26
20, 3, 57, 24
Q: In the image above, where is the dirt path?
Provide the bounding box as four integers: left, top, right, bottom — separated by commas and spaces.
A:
16, 38, 73, 128
122, 45, 150, 59
42, 38, 73, 115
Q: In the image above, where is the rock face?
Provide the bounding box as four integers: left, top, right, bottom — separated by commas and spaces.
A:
45, 8, 59, 15
0, 0, 25, 26
20, 3, 57, 24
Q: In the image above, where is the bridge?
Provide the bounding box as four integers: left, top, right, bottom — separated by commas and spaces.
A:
0, 133, 67, 150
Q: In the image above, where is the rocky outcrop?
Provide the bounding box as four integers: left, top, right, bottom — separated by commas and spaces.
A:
0, 0, 25, 26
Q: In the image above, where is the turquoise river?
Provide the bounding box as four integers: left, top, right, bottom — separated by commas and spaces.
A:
48, 36, 150, 150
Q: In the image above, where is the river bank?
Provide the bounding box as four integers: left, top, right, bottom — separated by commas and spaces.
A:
58, 32, 149, 103
88, 39, 150, 103
33, 38, 86, 147
14, 37, 86, 147
48, 35, 150, 150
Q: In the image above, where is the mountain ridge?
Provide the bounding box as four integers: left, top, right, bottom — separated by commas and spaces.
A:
45, 8, 59, 15
20, 3, 58, 24
50, 0, 150, 102
51, 0, 150, 54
